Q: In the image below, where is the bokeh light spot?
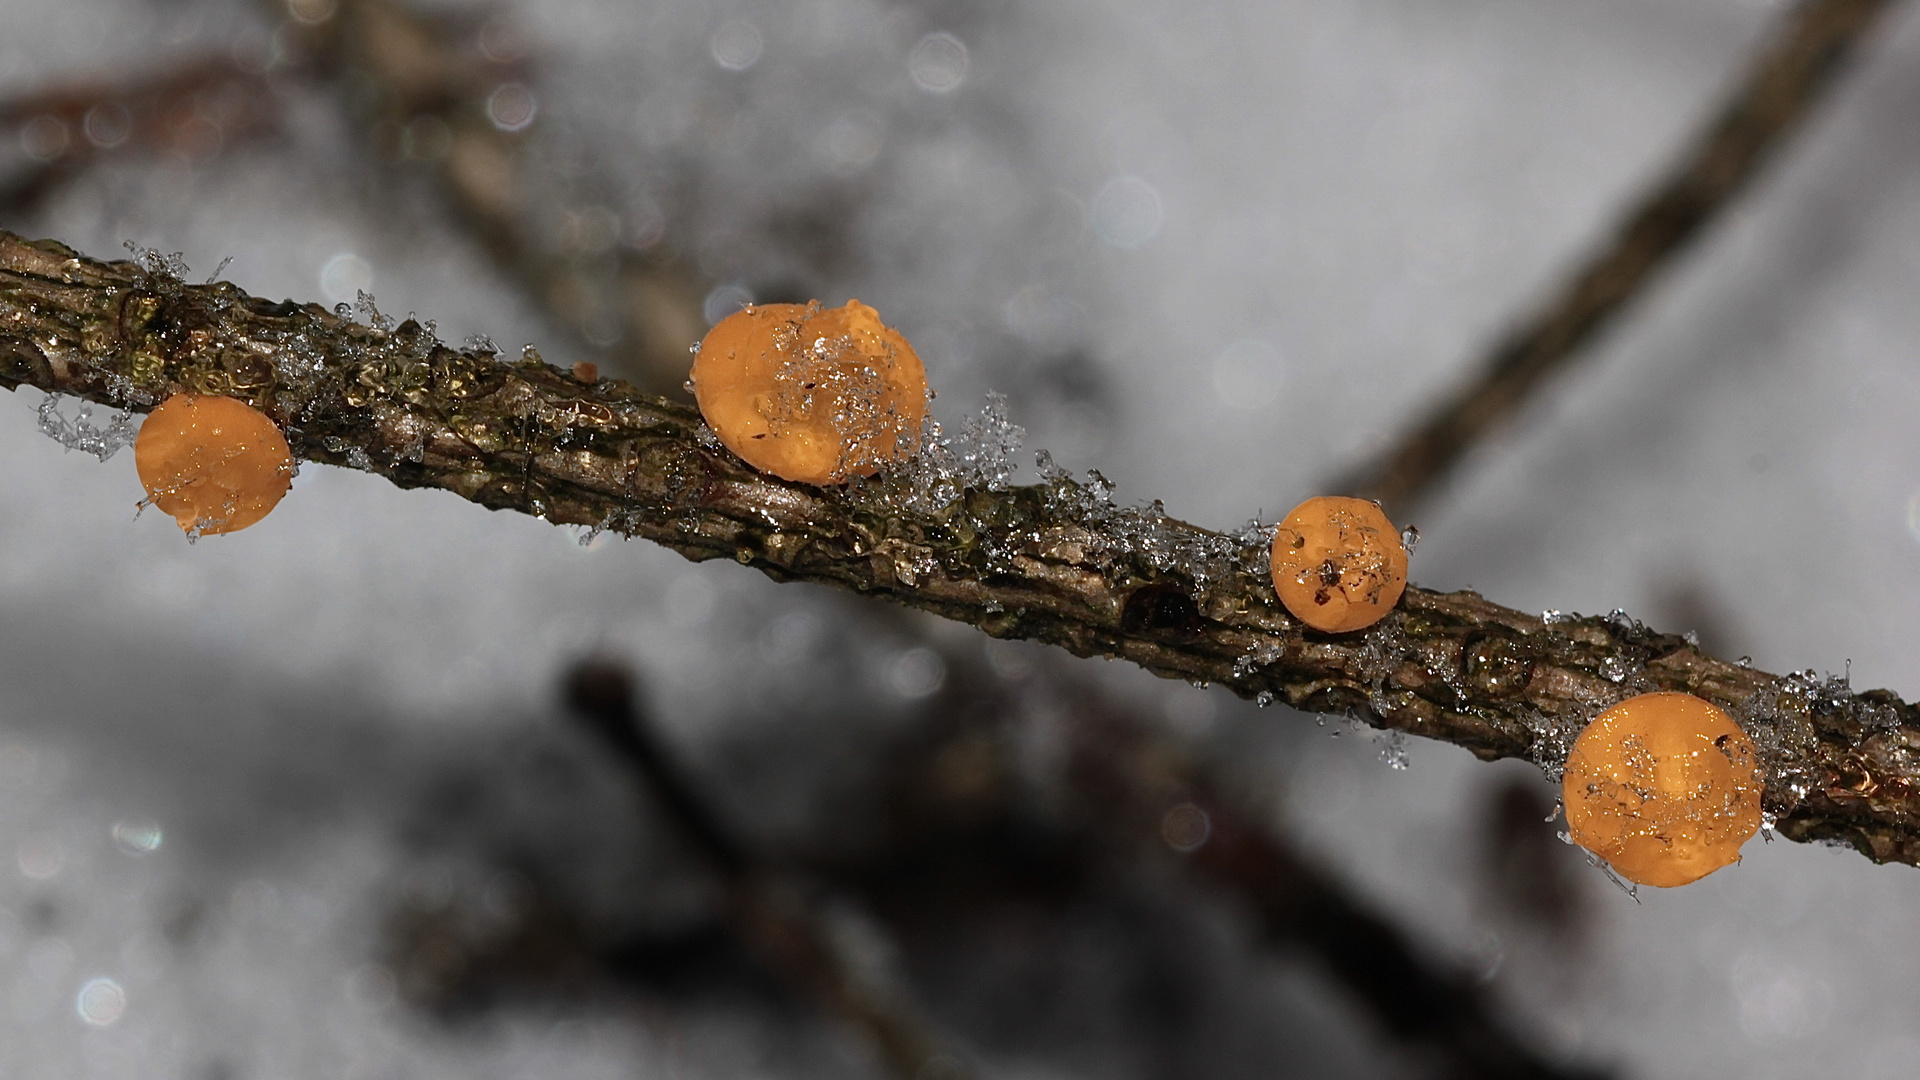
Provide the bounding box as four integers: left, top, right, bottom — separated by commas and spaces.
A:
76, 978, 126, 1026
1089, 175, 1163, 249
487, 83, 538, 131
110, 818, 163, 855
710, 20, 764, 72
319, 252, 372, 306
888, 648, 947, 699
909, 33, 969, 93
1161, 803, 1211, 852
702, 283, 753, 326
17, 837, 61, 880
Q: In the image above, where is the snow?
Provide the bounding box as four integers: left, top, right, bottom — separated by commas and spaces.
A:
7, 0, 1920, 1076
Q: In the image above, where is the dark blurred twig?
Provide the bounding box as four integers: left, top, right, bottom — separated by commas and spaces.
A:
288, 0, 707, 394
564, 661, 981, 1080
0, 56, 279, 218
1071, 710, 1603, 1080
4, 225, 1918, 867
1335, 0, 1899, 517
834, 635, 1606, 1080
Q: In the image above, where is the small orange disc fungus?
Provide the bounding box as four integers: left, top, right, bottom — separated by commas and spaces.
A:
1269, 496, 1408, 633
689, 299, 929, 485
134, 393, 294, 535
1562, 691, 1764, 888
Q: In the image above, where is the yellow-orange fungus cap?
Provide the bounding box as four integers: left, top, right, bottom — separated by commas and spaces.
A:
689, 299, 930, 485
1562, 691, 1764, 888
134, 393, 294, 535
1269, 496, 1407, 633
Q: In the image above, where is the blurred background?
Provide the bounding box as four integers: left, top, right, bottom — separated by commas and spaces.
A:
5, 0, 1920, 1077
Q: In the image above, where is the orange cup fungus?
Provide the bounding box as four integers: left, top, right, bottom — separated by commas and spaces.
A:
690, 299, 929, 486
1269, 496, 1408, 633
134, 393, 294, 535
1562, 691, 1764, 888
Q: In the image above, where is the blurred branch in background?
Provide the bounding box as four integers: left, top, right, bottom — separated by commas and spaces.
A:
831, 632, 1607, 1080
290, 0, 707, 395
1333, 0, 1899, 518
0, 0, 708, 394
0, 54, 279, 215
385, 636, 1601, 1078
5, 227, 1916, 869
563, 661, 981, 1080
1065, 709, 1601, 1080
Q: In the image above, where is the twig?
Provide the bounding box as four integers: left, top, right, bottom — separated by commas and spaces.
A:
564, 662, 980, 1080
1187, 790, 1599, 1080
853, 635, 1604, 1080
1335, 0, 1899, 517
283, 0, 708, 396
3, 228, 1917, 867
0, 56, 279, 217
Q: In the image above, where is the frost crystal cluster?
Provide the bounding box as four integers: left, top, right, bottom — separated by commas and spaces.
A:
36, 394, 138, 462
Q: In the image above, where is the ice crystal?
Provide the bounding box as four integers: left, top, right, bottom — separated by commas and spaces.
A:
1377, 729, 1410, 770
1573, 844, 1641, 903
954, 391, 1022, 490
1232, 638, 1285, 680
1517, 702, 1586, 782
354, 290, 396, 332
36, 393, 138, 461
123, 240, 190, 279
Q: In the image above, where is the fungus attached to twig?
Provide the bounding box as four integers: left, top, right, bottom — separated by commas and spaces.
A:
133, 393, 293, 535
1268, 496, 1407, 633
1562, 691, 1764, 888
689, 299, 929, 485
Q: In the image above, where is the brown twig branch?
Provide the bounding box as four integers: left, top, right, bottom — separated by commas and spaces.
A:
563, 661, 979, 1080
3, 228, 1917, 867
1335, 0, 1899, 517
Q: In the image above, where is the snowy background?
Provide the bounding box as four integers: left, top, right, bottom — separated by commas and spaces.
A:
5, 0, 1920, 1077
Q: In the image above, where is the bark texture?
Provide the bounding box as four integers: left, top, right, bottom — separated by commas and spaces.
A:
4, 229, 1917, 868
